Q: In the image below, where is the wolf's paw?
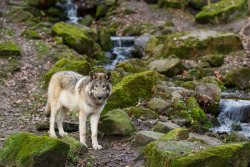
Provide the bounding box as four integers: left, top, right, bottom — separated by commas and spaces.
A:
50, 133, 57, 138
93, 144, 102, 150
60, 132, 68, 137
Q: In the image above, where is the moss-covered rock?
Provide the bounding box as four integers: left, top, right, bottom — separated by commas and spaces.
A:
186, 97, 206, 122
163, 30, 243, 59
44, 58, 91, 89
223, 67, 250, 90
21, 29, 41, 39
9, 10, 33, 23
190, 120, 209, 133
195, 0, 248, 24
169, 110, 193, 127
95, 4, 108, 19
62, 135, 88, 154
31, 22, 52, 31
135, 131, 165, 146
102, 71, 157, 114
160, 128, 189, 141
226, 132, 249, 142
201, 76, 224, 91
145, 35, 168, 54
147, 97, 170, 114
116, 58, 149, 73
125, 106, 159, 119
149, 56, 183, 77
160, 0, 189, 10
0, 42, 21, 57
0, 132, 69, 167
98, 26, 112, 51
122, 25, 144, 36
98, 109, 136, 136
203, 54, 224, 67
153, 122, 181, 134
51, 22, 94, 55
78, 14, 94, 26
169, 142, 250, 167
69, 23, 98, 42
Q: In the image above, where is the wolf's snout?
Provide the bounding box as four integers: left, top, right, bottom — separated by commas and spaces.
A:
96, 95, 103, 100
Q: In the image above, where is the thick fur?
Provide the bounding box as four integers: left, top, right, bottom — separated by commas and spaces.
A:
45, 71, 112, 150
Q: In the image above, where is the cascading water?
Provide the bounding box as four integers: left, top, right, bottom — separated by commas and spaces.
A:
211, 99, 250, 138
65, 0, 78, 23
103, 36, 136, 70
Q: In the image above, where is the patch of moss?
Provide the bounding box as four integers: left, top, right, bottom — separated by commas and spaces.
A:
0, 42, 21, 57
102, 71, 157, 115
160, 128, 189, 141
0, 132, 70, 167
21, 29, 41, 39
9, 10, 33, 23
125, 107, 159, 119
98, 26, 112, 51
116, 58, 149, 73
186, 97, 206, 122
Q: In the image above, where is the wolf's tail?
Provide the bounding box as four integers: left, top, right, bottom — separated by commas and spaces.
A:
45, 100, 51, 117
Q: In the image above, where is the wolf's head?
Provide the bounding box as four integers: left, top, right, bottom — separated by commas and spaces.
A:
87, 71, 112, 105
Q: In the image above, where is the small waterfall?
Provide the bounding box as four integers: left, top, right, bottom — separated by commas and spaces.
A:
65, 0, 78, 23
103, 37, 136, 70
211, 99, 250, 138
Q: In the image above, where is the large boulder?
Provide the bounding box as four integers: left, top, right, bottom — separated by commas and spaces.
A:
223, 67, 250, 90
146, 30, 243, 59
98, 109, 136, 136
0, 133, 69, 167
102, 71, 157, 114
51, 22, 94, 55
98, 26, 113, 51
44, 58, 91, 89
135, 131, 165, 146
195, 0, 248, 24
169, 142, 250, 167
116, 58, 149, 73
149, 56, 183, 77
0, 42, 21, 57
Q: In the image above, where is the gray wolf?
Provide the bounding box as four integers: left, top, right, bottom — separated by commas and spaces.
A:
45, 71, 112, 150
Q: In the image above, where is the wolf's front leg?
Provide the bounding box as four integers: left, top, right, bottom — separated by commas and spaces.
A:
90, 113, 102, 150
79, 110, 88, 147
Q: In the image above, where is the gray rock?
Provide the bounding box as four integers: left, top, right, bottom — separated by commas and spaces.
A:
189, 133, 224, 146
183, 60, 198, 70
135, 131, 165, 146
147, 98, 170, 114
153, 121, 181, 134
135, 35, 151, 49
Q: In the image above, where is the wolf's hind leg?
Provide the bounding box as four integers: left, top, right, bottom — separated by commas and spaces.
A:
49, 103, 59, 138
79, 110, 88, 147
90, 113, 102, 150
57, 106, 68, 137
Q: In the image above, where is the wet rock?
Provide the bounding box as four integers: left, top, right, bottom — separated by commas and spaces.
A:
126, 107, 159, 119
116, 58, 149, 73
135, 130, 164, 146
195, 0, 248, 24
148, 55, 183, 77
21, 29, 41, 39
62, 135, 88, 154
223, 67, 250, 90
147, 98, 170, 114
98, 109, 136, 136
51, 22, 94, 55
227, 131, 249, 142
169, 142, 250, 166
44, 58, 91, 88
103, 71, 157, 114
0, 42, 21, 57
98, 26, 113, 51
0, 133, 69, 167
153, 121, 181, 134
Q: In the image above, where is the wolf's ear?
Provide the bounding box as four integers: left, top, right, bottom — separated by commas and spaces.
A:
89, 71, 97, 81
105, 72, 112, 83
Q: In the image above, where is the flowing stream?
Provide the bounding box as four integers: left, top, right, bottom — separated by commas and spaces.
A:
65, 0, 78, 23
211, 99, 250, 138
103, 36, 135, 70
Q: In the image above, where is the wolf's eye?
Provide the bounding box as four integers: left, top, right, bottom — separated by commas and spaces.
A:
102, 85, 106, 88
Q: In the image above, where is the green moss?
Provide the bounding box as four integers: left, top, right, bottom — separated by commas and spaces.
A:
21, 29, 41, 39
201, 76, 225, 91
98, 26, 112, 51
190, 121, 209, 133
116, 58, 149, 73
9, 10, 33, 23
203, 54, 224, 67
186, 97, 206, 122
0, 132, 70, 167
78, 15, 94, 26
102, 71, 157, 115
122, 25, 144, 36
187, 137, 208, 145
195, 0, 248, 24
0, 42, 21, 57
44, 58, 91, 89
52, 36, 63, 44
160, 128, 189, 141
98, 109, 136, 136
51, 22, 94, 55
170, 142, 250, 167
122, 9, 136, 15
95, 4, 108, 19
145, 35, 168, 54
126, 107, 159, 119
183, 81, 196, 90
62, 135, 88, 154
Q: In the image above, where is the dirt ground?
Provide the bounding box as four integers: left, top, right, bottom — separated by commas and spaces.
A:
0, 0, 249, 166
